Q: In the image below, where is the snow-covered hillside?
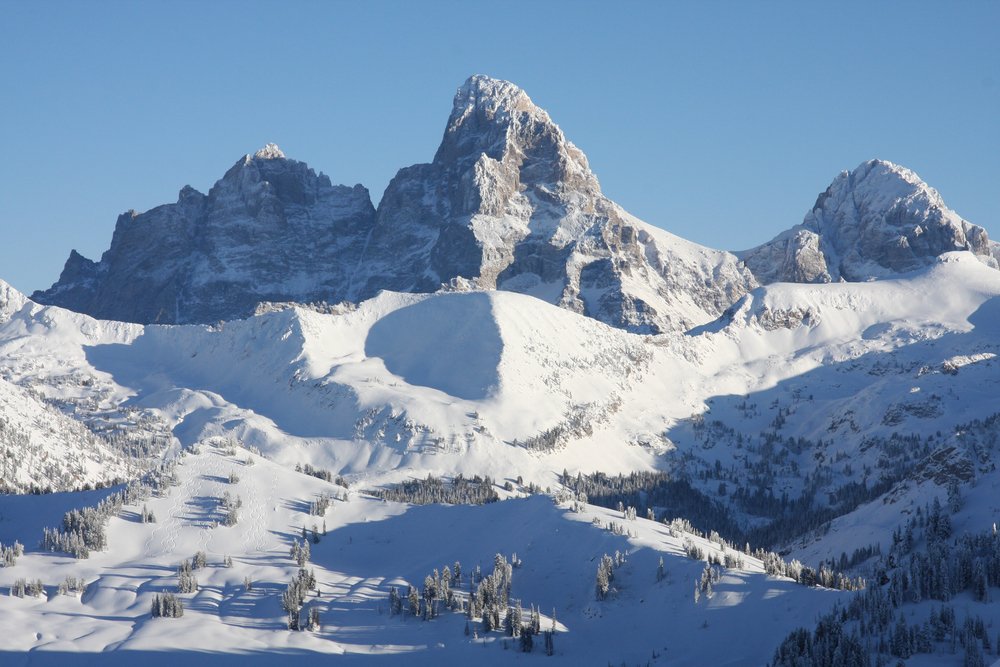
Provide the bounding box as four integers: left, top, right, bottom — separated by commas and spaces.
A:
9, 253, 1000, 513
0, 280, 147, 492
0, 438, 850, 665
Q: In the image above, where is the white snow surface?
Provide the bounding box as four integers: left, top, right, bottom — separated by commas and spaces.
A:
3, 253, 1000, 661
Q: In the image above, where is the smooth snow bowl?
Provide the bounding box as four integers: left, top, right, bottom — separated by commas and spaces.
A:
364, 291, 502, 400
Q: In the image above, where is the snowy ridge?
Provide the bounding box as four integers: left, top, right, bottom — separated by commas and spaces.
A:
0, 278, 27, 323
0, 282, 143, 491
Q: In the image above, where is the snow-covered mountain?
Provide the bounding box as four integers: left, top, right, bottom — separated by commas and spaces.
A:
740, 159, 997, 284
34, 76, 756, 334
359, 75, 756, 333
32, 145, 377, 324
8, 76, 1000, 666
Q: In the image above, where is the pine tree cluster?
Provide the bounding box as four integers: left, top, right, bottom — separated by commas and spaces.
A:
220, 491, 241, 526
177, 559, 199, 593
309, 492, 332, 516
57, 576, 86, 596
10, 577, 43, 598
281, 568, 318, 630
290, 539, 311, 567
295, 463, 338, 484
371, 474, 499, 505
694, 563, 722, 602
595, 552, 625, 600
676, 526, 861, 592
771, 514, 1000, 666
1, 540, 24, 567
391, 562, 464, 620
151, 592, 183, 618
40, 482, 152, 558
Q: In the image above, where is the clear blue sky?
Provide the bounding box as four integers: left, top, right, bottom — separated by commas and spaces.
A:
1, 0, 997, 294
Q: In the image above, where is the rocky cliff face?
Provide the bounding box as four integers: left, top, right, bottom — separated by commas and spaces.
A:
740, 159, 997, 284
34, 77, 757, 333
33, 145, 376, 324
355, 75, 757, 333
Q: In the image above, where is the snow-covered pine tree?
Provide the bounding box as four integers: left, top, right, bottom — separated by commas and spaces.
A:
307, 606, 321, 632
407, 585, 420, 618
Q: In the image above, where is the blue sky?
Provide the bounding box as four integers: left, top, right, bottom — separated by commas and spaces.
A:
1, 0, 997, 294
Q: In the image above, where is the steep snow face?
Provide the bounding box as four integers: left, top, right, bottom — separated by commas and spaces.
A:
365, 292, 503, 400
0, 282, 138, 491
32, 146, 376, 324
740, 159, 997, 284
0, 376, 134, 492
0, 279, 27, 323
364, 75, 756, 333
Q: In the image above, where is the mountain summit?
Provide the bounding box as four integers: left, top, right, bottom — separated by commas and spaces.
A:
34, 76, 756, 332
740, 159, 997, 284
33, 146, 376, 324
320, 73, 758, 333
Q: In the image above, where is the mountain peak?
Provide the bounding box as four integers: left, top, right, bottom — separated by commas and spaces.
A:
253, 143, 286, 160
740, 159, 997, 284
453, 75, 535, 115
434, 75, 556, 167
824, 159, 944, 214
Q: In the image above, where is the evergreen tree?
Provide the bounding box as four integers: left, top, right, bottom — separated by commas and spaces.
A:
407, 585, 420, 618
307, 606, 321, 632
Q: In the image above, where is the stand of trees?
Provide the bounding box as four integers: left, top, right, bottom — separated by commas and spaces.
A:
371, 474, 499, 505
9, 578, 43, 598
151, 592, 183, 618
281, 568, 318, 631
39, 461, 178, 559
1, 540, 23, 567
771, 504, 1000, 666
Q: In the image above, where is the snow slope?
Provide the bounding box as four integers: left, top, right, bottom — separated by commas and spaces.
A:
0, 438, 848, 665
8, 253, 1000, 501
0, 279, 143, 491
3, 253, 1000, 662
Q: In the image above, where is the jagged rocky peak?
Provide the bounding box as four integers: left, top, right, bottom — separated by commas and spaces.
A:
741, 159, 997, 284
362, 74, 756, 333
33, 146, 376, 325
254, 142, 286, 160
33, 76, 756, 334
434, 75, 595, 190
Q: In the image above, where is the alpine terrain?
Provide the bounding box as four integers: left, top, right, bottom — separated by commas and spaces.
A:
2, 76, 999, 667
